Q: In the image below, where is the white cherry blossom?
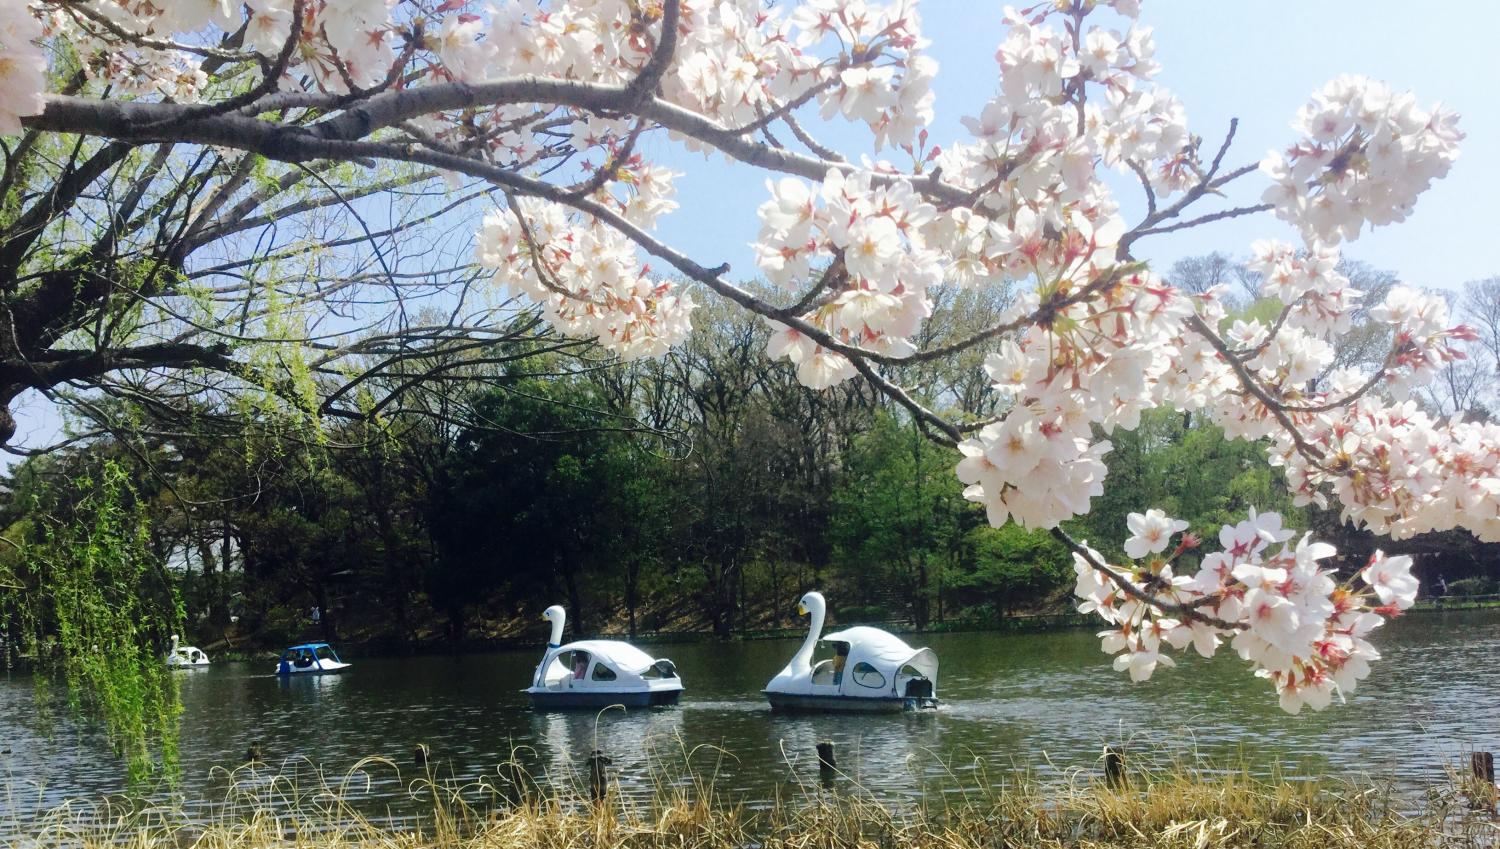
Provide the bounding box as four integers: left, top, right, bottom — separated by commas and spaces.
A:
1123, 509, 1188, 559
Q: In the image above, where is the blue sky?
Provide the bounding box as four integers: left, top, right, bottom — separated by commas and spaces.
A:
8, 2, 1497, 456
651, 1, 1500, 292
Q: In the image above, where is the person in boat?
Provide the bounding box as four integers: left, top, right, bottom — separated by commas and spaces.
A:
832, 642, 849, 685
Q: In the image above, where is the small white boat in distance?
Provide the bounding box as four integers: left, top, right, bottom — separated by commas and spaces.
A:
763, 591, 939, 712
166, 634, 210, 669
275, 642, 350, 675
525, 605, 683, 709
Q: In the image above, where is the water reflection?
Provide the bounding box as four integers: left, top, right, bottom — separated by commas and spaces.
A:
2, 610, 1498, 833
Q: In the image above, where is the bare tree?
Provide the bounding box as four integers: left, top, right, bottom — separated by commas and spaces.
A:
1463, 277, 1500, 372
1168, 252, 1257, 304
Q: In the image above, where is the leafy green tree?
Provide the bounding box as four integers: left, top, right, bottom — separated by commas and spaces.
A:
952, 523, 1072, 617
1081, 408, 1305, 557
428, 376, 633, 637
830, 413, 964, 627
0, 458, 180, 781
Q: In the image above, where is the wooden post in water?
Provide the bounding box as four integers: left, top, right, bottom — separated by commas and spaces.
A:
587, 749, 612, 802
245, 741, 264, 765
1104, 746, 1127, 790
817, 741, 837, 785
413, 743, 431, 770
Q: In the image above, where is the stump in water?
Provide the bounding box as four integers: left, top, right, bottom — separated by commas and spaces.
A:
587, 749, 612, 802
816, 741, 837, 771
1469, 751, 1496, 809
245, 741, 265, 765
413, 744, 431, 770
817, 741, 837, 787
1473, 751, 1494, 786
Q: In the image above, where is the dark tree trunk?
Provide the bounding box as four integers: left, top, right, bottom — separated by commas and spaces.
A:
625, 560, 639, 639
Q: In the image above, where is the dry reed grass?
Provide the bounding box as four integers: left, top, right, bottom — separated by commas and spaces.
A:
8, 748, 1500, 848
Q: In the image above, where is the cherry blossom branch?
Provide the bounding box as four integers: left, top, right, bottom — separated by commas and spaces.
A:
782, 111, 846, 163
30, 79, 968, 204
843, 355, 962, 445
309, 139, 964, 441
1184, 312, 1331, 469
1120, 119, 1258, 254
561, 120, 647, 199
1051, 526, 1246, 631
501, 192, 609, 308
892, 261, 1147, 366
1125, 158, 1157, 217
1276, 348, 1399, 414
1235, 303, 1295, 362
783, 255, 848, 316
1128, 202, 1272, 241
732, 76, 841, 137
136, 1, 304, 132
57, 4, 260, 63
622, 0, 680, 109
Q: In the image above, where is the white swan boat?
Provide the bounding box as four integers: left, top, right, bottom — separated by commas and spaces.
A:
524, 605, 683, 709
763, 591, 939, 712
275, 642, 351, 675
166, 634, 210, 668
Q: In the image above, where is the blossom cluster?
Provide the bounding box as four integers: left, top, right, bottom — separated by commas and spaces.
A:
475, 193, 695, 361
955, 268, 1188, 528
1261, 75, 1462, 246
1076, 508, 1417, 713
0, 3, 46, 134
757, 2, 1184, 402
33, 0, 397, 95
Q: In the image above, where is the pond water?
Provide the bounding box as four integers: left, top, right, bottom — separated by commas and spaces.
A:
1, 610, 1496, 831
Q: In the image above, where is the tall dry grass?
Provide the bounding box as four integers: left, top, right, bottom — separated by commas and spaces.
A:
9, 748, 1499, 848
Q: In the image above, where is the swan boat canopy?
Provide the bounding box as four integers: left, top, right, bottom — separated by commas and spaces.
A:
275, 643, 351, 675
763, 592, 939, 712
525, 605, 683, 709
166, 635, 210, 669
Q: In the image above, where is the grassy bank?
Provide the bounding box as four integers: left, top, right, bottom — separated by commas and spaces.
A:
13, 756, 1497, 849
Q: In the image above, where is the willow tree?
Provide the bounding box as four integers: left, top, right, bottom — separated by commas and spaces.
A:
5, 0, 1498, 712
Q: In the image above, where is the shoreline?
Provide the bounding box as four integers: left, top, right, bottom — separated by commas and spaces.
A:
6, 601, 1482, 667
192, 600, 1490, 662
204, 609, 1100, 661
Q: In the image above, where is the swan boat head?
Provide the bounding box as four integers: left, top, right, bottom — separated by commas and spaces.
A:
764, 591, 827, 692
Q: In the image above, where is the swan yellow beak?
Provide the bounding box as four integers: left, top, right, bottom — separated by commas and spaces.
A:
797, 603, 808, 615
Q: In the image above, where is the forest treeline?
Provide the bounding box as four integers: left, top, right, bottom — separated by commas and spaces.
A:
1, 264, 1498, 658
